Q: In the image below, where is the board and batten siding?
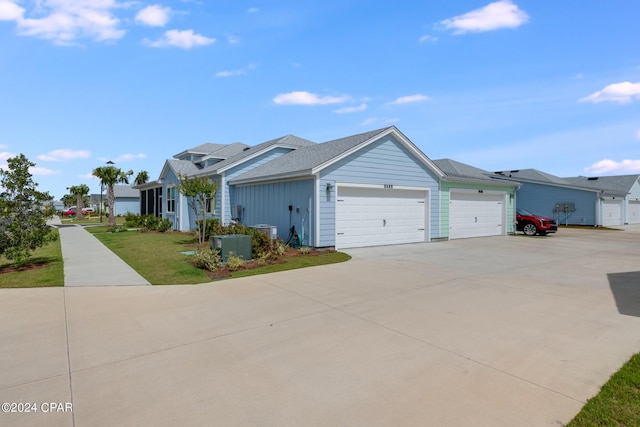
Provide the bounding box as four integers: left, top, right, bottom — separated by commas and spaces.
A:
440, 182, 516, 237
224, 147, 294, 225
517, 182, 598, 225
234, 179, 315, 246
318, 135, 440, 247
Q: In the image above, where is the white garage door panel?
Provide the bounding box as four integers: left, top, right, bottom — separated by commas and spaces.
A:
602, 200, 622, 226
628, 201, 640, 224
449, 192, 504, 239
336, 187, 427, 249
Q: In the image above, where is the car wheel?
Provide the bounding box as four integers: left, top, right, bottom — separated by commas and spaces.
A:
523, 223, 537, 236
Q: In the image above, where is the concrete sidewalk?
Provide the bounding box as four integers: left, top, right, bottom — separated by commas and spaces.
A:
55, 221, 150, 287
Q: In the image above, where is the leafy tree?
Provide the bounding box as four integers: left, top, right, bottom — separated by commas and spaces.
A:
134, 170, 149, 186
61, 194, 76, 208
67, 184, 90, 218
0, 154, 54, 267
175, 174, 219, 244
92, 165, 133, 227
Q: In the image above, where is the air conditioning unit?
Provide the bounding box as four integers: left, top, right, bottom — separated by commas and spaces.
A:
251, 224, 278, 240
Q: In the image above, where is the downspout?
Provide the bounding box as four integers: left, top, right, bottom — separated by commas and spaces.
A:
220, 173, 226, 225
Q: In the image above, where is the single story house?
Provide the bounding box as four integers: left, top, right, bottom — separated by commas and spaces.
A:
433, 159, 519, 239
144, 127, 445, 249
493, 169, 628, 226
564, 175, 640, 225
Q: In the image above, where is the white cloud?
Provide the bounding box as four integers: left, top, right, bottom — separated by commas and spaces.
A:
333, 103, 367, 114
390, 94, 430, 105
580, 82, 640, 104
440, 0, 529, 34
0, 151, 16, 162
135, 5, 171, 27
585, 159, 640, 175
215, 63, 255, 78
144, 29, 215, 49
273, 91, 350, 106
114, 153, 145, 162
12, 0, 126, 45
419, 34, 437, 43
30, 166, 59, 176
38, 149, 91, 162
0, 0, 24, 21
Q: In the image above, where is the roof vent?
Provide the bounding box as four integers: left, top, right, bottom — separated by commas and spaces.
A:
243, 147, 251, 151
587, 177, 598, 180
510, 170, 519, 173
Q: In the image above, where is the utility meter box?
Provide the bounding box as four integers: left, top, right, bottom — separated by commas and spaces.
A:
210, 234, 252, 262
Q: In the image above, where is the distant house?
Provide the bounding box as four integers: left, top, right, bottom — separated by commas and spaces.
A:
564, 175, 640, 225
493, 169, 628, 226
112, 185, 140, 216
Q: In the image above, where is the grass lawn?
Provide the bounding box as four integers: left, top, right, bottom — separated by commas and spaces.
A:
0, 229, 64, 288
60, 215, 125, 226
567, 353, 640, 426
86, 227, 211, 285
86, 227, 352, 285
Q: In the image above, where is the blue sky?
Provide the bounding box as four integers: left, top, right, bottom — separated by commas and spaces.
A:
1, 0, 639, 199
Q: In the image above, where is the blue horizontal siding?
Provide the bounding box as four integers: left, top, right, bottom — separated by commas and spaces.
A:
234, 179, 315, 245
517, 182, 598, 225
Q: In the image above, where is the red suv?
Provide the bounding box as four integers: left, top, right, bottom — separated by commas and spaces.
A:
516, 208, 558, 236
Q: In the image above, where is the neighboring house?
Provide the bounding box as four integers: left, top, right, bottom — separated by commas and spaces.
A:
493, 169, 628, 226
434, 159, 519, 239
564, 175, 640, 225
150, 126, 444, 249
112, 185, 141, 216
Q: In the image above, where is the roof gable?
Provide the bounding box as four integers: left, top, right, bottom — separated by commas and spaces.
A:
196, 134, 316, 176
230, 127, 443, 185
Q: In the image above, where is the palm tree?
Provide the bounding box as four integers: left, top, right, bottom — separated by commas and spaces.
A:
134, 170, 150, 186
92, 166, 133, 227
67, 184, 90, 219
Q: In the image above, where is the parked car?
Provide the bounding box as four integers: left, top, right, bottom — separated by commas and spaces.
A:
82, 207, 94, 214
516, 208, 558, 236
63, 207, 76, 216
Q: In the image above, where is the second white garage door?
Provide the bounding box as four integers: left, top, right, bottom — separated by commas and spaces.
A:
335, 186, 427, 249
602, 199, 622, 226
449, 191, 505, 239
628, 201, 640, 224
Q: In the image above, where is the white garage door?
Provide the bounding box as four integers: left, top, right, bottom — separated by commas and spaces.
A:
449, 192, 504, 239
335, 187, 427, 249
628, 201, 640, 224
602, 199, 622, 226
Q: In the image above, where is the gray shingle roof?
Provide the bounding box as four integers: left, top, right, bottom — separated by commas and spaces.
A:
166, 159, 201, 177
201, 142, 250, 160
434, 159, 517, 185
113, 185, 140, 198
564, 175, 640, 194
229, 127, 392, 184
493, 168, 570, 185
196, 135, 316, 176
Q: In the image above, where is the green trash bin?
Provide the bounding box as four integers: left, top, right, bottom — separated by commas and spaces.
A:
210, 234, 252, 262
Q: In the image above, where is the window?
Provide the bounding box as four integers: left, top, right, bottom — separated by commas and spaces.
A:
167, 187, 175, 213
205, 195, 216, 214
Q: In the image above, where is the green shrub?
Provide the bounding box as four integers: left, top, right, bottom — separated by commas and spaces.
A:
299, 246, 311, 255
157, 218, 173, 232
226, 251, 244, 271
189, 248, 221, 271
275, 241, 287, 256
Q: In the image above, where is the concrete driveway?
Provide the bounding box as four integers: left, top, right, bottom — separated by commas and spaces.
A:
1, 227, 639, 426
